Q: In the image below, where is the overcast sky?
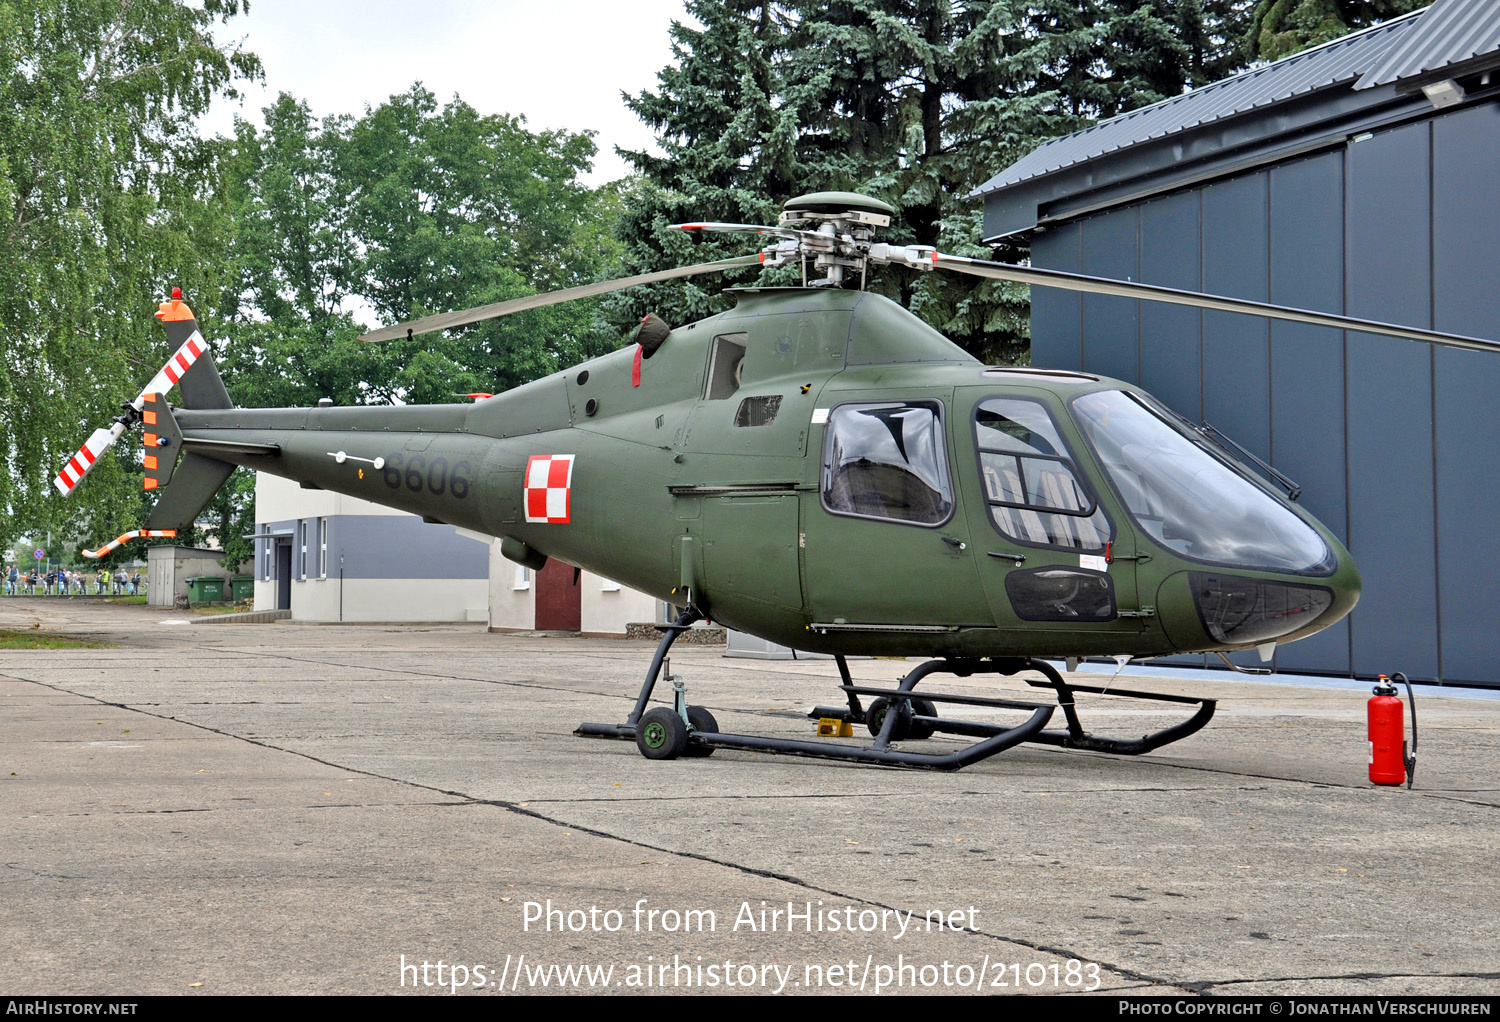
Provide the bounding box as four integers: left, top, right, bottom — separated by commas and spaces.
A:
203, 0, 695, 185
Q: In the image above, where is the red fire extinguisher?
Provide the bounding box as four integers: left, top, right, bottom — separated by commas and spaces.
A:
1368, 672, 1417, 788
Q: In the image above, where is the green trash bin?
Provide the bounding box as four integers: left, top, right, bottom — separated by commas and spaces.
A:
186, 576, 225, 604
229, 575, 255, 601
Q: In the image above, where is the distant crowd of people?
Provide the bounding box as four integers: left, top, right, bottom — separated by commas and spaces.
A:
3, 565, 142, 596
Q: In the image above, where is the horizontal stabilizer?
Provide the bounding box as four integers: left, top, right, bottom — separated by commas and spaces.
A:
141, 393, 183, 491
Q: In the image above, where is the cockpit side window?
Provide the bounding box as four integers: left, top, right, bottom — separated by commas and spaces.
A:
974, 397, 1111, 551
822, 402, 953, 526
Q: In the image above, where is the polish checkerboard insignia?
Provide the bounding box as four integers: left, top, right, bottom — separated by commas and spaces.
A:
525, 455, 575, 523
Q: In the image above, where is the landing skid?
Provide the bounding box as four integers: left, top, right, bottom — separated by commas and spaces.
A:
574, 610, 1216, 771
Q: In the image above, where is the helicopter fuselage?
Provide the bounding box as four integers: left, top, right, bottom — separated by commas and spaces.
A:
173, 287, 1360, 660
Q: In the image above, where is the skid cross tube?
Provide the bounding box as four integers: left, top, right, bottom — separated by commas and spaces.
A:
679, 710, 1052, 770
809, 657, 1217, 759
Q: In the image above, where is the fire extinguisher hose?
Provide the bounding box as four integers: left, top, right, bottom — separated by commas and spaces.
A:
1391, 672, 1418, 789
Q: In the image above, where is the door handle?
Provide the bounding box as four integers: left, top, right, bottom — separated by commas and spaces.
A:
986, 551, 1025, 564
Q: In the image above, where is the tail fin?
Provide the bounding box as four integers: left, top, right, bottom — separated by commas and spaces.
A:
59, 288, 240, 549
139, 394, 235, 531
151, 290, 232, 411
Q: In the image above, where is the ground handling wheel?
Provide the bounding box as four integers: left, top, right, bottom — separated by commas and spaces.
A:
865, 696, 937, 741
684, 705, 718, 757
636, 707, 688, 760
865, 697, 910, 740
907, 697, 938, 740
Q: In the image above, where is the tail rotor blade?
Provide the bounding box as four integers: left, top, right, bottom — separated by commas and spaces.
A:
53, 330, 214, 498
53, 425, 125, 496
360, 254, 763, 343
139, 331, 211, 403
934, 253, 1500, 355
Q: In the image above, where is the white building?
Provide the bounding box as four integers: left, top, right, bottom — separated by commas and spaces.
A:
486, 544, 659, 636
252, 473, 489, 623
253, 471, 661, 634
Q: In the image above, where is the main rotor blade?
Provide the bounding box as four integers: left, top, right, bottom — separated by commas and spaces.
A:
936, 254, 1500, 355
672, 222, 823, 243
359, 254, 763, 342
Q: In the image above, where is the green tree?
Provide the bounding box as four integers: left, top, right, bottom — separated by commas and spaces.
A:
1244, 0, 1423, 61
218, 94, 386, 409
220, 86, 624, 410
607, 2, 812, 330
343, 85, 623, 399
0, 0, 259, 549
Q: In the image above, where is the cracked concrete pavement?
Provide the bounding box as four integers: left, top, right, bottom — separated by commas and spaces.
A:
2, 598, 1497, 995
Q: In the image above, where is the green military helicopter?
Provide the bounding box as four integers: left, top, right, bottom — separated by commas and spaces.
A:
54, 192, 1500, 770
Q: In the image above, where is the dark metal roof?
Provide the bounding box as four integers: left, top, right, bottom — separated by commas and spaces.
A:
971, 12, 1423, 199
1355, 0, 1500, 88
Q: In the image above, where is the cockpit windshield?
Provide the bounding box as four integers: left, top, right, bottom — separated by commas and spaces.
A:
1072, 390, 1335, 575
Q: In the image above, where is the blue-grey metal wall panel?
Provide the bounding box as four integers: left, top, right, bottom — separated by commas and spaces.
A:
335, 516, 489, 579
1135, 192, 1216, 672
1267, 152, 1351, 675
1202, 174, 1272, 460
1344, 121, 1440, 680
1026, 103, 1500, 685
1431, 103, 1500, 684
1139, 191, 1203, 419
1081, 209, 1140, 384
1432, 350, 1500, 683
1031, 224, 1083, 370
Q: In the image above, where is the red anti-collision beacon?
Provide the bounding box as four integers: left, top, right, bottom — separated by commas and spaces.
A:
1368, 674, 1415, 787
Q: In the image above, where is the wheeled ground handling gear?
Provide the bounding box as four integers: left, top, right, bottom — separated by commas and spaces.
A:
575, 608, 1217, 771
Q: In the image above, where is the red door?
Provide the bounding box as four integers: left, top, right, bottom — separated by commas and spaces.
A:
534, 559, 581, 631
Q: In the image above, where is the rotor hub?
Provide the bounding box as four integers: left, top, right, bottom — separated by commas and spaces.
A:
779, 191, 893, 230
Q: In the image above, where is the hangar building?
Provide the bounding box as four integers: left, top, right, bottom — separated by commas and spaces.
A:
973, 0, 1500, 686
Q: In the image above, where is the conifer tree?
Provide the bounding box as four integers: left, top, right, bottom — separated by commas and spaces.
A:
608, 2, 811, 328
1244, 0, 1423, 61
611, 1, 1256, 362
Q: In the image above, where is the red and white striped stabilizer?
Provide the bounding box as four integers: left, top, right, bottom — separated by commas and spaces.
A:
52, 330, 209, 497
82, 529, 177, 560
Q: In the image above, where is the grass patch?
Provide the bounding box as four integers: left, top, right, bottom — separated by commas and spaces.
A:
0, 628, 112, 649
102, 595, 148, 605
